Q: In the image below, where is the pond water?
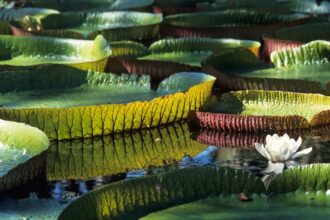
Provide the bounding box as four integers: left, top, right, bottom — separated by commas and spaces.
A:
0, 123, 329, 219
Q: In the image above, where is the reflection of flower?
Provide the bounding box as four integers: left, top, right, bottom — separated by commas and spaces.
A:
255, 134, 312, 175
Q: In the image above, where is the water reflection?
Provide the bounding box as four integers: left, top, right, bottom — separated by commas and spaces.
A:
47, 123, 207, 181
193, 126, 330, 166
1, 123, 330, 219
195, 126, 330, 149
191, 126, 330, 188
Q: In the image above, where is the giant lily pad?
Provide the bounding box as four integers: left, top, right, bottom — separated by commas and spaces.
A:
0, 7, 59, 21
161, 10, 310, 40
271, 40, 330, 68
59, 164, 330, 219
107, 58, 200, 83
0, 151, 46, 193
204, 41, 330, 94
105, 40, 153, 73
190, 90, 330, 132
262, 37, 303, 62
0, 119, 49, 156
47, 123, 206, 181
0, 119, 49, 192
275, 22, 330, 43
0, 35, 111, 71
14, 11, 162, 41
143, 193, 330, 220
32, 0, 153, 12
197, 0, 330, 14
59, 167, 264, 219
153, 0, 205, 14
263, 25, 330, 60
0, 7, 59, 35
0, 65, 215, 140
109, 41, 149, 58
138, 37, 261, 67
154, 0, 204, 7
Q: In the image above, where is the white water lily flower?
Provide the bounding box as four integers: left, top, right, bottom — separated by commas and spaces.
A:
255, 134, 312, 175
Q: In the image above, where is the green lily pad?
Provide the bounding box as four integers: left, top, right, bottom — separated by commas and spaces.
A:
0, 119, 49, 155
192, 90, 330, 132
58, 164, 330, 220
59, 167, 265, 220
270, 163, 330, 193
32, 0, 153, 12
237, 63, 330, 90
143, 193, 330, 220
271, 40, 330, 68
0, 66, 209, 108
204, 47, 267, 71
0, 119, 49, 192
197, 0, 330, 15
162, 10, 309, 39
0, 35, 111, 71
0, 7, 59, 35
0, 7, 59, 21
0, 65, 215, 139
110, 41, 149, 58
0, 151, 46, 193
139, 38, 260, 67
47, 123, 207, 181
154, 0, 206, 7
204, 41, 330, 94
164, 10, 307, 28
16, 11, 162, 41
221, 90, 330, 122
275, 22, 330, 42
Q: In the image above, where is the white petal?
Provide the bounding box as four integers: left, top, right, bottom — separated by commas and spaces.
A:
266, 143, 291, 162
262, 161, 285, 175
266, 134, 273, 144
290, 137, 302, 154
290, 147, 313, 159
266, 134, 279, 144
285, 160, 300, 168
283, 133, 290, 141
255, 143, 271, 160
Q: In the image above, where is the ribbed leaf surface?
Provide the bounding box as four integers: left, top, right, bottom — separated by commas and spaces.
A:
191, 91, 330, 132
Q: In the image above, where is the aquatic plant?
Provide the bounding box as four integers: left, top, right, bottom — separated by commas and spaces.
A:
256, 134, 312, 174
